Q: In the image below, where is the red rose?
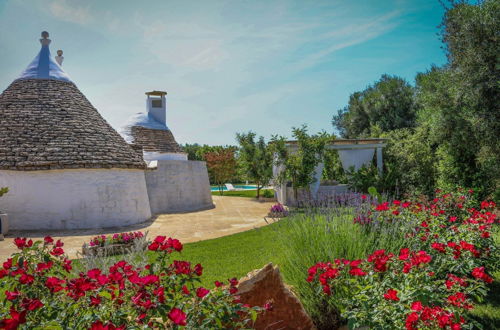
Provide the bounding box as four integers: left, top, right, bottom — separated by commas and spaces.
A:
148, 242, 160, 251
182, 285, 190, 295
19, 274, 34, 285
196, 287, 210, 298
90, 296, 101, 306
168, 308, 187, 326
383, 289, 399, 301
45, 277, 65, 292
5, 291, 21, 301
50, 247, 64, 256
411, 301, 423, 311
1, 309, 27, 329
44, 236, 54, 244
22, 298, 44, 311
193, 263, 203, 276
214, 280, 223, 287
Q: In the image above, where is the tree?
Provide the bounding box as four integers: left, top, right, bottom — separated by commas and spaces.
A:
332, 75, 416, 138
235, 132, 273, 198
204, 149, 237, 195
272, 126, 330, 201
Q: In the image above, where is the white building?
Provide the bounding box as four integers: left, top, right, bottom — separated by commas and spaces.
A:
121, 91, 213, 214
0, 31, 213, 230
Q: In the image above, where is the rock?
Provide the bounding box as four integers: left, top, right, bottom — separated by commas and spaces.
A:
237, 263, 316, 330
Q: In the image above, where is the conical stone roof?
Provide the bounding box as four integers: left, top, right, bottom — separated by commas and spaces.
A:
0, 32, 146, 170
121, 112, 183, 154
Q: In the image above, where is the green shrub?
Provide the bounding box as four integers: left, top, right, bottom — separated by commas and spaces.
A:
275, 202, 407, 329
262, 189, 274, 198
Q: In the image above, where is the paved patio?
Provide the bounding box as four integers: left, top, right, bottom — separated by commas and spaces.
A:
0, 196, 274, 260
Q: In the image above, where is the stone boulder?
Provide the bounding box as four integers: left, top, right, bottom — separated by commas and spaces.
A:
237, 263, 316, 330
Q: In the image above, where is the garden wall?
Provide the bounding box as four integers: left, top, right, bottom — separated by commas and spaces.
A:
0, 168, 152, 230
145, 160, 214, 214
283, 184, 350, 206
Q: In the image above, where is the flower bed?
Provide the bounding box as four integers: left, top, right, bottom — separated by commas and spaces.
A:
267, 203, 289, 218
82, 232, 146, 256
306, 190, 498, 329
0, 235, 263, 329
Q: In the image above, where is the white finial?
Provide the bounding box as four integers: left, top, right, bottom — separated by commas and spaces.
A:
55, 49, 64, 66
40, 31, 51, 46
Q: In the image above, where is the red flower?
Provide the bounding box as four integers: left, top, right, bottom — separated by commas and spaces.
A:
19, 274, 34, 285
411, 301, 423, 311
45, 277, 65, 292
193, 263, 203, 276
399, 248, 410, 260
36, 261, 54, 272
431, 242, 446, 253
196, 287, 210, 298
22, 298, 44, 311
402, 202, 411, 208
63, 258, 72, 272
168, 308, 187, 326
44, 236, 54, 244
471, 267, 493, 283
148, 242, 160, 251
405, 312, 419, 330
214, 280, 223, 287
90, 320, 124, 330
50, 247, 65, 256
90, 296, 101, 306
182, 285, 190, 295
154, 236, 166, 244
349, 267, 367, 276
5, 291, 21, 301
375, 202, 389, 211
383, 289, 399, 301
0, 309, 27, 330
13, 237, 33, 249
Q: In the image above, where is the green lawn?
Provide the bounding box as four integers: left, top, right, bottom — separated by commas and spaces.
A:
211, 189, 275, 198
468, 229, 500, 329
172, 220, 284, 287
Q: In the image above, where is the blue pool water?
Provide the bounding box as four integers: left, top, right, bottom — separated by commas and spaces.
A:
210, 185, 257, 191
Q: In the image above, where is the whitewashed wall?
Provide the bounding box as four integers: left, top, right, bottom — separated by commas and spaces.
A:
145, 160, 213, 214
0, 169, 151, 230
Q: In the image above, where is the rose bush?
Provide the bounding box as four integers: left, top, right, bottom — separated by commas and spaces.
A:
0, 236, 261, 329
307, 189, 498, 329
88, 232, 145, 247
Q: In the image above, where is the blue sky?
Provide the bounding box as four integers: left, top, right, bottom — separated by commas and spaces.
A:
0, 0, 447, 145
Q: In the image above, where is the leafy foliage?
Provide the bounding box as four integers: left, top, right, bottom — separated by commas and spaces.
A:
332, 75, 417, 138
236, 132, 273, 198
331, 0, 500, 200
272, 126, 330, 200
204, 149, 238, 195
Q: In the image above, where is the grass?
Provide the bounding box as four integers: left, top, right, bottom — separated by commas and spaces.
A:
468, 228, 500, 329
211, 189, 275, 198
173, 220, 285, 287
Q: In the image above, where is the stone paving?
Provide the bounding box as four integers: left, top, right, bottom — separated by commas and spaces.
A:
0, 196, 274, 260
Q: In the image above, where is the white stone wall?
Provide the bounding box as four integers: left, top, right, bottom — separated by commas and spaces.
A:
145, 160, 213, 214
0, 169, 152, 230
281, 185, 350, 206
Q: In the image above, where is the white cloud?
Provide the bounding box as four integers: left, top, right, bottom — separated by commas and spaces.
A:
49, 0, 92, 25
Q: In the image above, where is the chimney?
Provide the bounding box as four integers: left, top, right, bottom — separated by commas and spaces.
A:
145, 90, 167, 126
55, 49, 64, 66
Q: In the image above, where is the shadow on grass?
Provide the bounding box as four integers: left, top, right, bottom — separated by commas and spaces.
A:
469, 274, 500, 330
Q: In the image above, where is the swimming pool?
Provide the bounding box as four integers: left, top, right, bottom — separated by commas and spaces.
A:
210, 185, 257, 191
